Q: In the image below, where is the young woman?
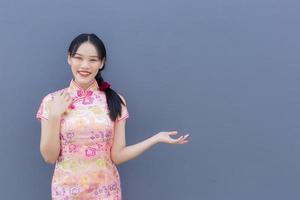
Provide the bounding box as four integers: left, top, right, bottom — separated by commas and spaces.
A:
36, 33, 190, 200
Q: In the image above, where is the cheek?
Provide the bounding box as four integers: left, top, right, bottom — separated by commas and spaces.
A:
70, 61, 81, 70
92, 63, 101, 73
70, 65, 80, 76
70, 65, 77, 73
92, 68, 100, 76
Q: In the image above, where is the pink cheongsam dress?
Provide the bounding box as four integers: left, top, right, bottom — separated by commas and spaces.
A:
36, 79, 129, 200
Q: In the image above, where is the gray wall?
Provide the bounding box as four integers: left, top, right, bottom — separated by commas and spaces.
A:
0, 0, 299, 199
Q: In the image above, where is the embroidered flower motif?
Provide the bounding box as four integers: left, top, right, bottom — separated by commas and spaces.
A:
67, 132, 75, 139
86, 183, 98, 193
77, 90, 83, 97
90, 131, 106, 140
68, 144, 79, 153
113, 195, 121, 200
85, 147, 97, 157
96, 159, 107, 168
83, 96, 94, 105
70, 187, 80, 195
86, 90, 93, 96
53, 185, 66, 196
60, 160, 78, 169
95, 142, 104, 151
82, 90, 94, 105
79, 175, 90, 185
90, 106, 103, 115
67, 79, 99, 108
61, 135, 69, 145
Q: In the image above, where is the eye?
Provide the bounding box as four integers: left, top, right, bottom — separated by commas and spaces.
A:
90, 59, 98, 62
74, 56, 82, 60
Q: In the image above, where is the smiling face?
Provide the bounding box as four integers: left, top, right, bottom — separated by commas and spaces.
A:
67, 42, 105, 90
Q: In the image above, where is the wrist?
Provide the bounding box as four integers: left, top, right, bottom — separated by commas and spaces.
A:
151, 134, 161, 144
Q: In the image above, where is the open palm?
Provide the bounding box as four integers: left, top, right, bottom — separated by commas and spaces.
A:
156, 131, 189, 144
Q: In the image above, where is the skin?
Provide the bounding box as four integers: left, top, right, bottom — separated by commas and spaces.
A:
39, 42, 190, 165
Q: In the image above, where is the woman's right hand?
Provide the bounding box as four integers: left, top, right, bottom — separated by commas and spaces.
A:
49, 90, 73, 118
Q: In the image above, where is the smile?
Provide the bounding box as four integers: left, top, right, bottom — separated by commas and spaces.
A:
78, 71, 91, 77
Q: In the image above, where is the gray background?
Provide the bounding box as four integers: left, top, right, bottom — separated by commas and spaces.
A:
0, 0, 299, 199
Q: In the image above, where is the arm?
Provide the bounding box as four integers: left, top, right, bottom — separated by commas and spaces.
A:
38, 90, 72, 164
110, 96, 190, 165
39, 114, 61, 164
111, 118, 159, 165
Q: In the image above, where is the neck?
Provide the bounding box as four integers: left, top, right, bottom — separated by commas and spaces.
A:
73, 78, 96, 92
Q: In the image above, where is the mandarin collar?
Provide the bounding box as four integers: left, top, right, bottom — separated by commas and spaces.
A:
68, 78, 99, 97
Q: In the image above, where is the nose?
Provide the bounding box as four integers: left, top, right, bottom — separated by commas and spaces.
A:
80, 60, 90, 69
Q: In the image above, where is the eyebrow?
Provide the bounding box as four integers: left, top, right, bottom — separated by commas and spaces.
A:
74, 53, 99, 58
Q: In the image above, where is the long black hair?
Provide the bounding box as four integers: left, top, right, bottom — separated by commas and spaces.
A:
68, 33, 126, 122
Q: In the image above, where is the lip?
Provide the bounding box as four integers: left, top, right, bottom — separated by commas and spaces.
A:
78, 71, 91, 75
78, 71, 92, 77
78, 70, 91, 74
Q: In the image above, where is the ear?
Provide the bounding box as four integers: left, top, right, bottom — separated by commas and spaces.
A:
99, 58, 105, 70
67, 54, 71, 65
99, 63, 104, 70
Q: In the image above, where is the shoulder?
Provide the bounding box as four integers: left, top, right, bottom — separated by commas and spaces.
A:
41, 87, 68, 103
117, 92, 127, 106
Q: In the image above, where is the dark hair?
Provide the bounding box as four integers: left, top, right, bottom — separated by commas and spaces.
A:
68, 33, 126, 122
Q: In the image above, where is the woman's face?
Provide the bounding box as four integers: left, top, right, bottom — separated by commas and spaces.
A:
68, 42, 104, 90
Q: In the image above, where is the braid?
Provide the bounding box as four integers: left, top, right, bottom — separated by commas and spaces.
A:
95, 70, 125, 122
95, 71, 104, 87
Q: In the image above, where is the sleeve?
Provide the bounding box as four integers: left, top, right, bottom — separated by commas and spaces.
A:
36, 94, 52, 121
116, 95, 129, 122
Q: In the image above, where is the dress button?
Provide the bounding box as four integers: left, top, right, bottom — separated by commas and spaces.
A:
68, 104, 75, 109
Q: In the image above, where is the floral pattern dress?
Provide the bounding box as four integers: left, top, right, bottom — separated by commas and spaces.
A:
36, 79, 129, 200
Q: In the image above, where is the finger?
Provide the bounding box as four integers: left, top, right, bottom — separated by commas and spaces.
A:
176, 137, 188, 143
64, 93, 70, 100
177, 135, 188, 143
173, 138, 187, 145
179, 140, 189, 144
183, 134, 190, 139
66, 96, 72, 102
64, 93, 72, 101
175, 136, 184, 142
167, 136, 181, 144
177, 134, 189, 140
63, 91, 69, 98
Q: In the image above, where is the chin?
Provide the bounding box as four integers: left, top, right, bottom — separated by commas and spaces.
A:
75, 76, 94, 84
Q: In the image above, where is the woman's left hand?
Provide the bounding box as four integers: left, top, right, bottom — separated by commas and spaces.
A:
154, 131, 189, 144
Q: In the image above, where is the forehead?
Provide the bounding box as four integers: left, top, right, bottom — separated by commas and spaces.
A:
75, 42, 98, 57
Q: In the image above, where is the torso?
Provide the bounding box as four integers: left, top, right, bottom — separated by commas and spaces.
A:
49, 80, 122, 200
